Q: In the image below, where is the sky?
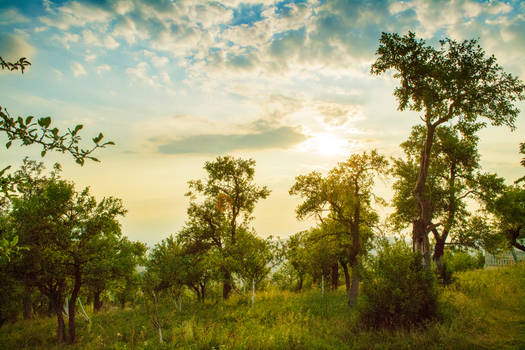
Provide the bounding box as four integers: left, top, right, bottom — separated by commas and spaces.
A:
0, 0, 524, 246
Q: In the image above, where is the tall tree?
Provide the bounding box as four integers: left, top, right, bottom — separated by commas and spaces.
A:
391, 125, 483, 268
184, 156, 270, 299
290, 150, 387, 306
371, 32, 524, 268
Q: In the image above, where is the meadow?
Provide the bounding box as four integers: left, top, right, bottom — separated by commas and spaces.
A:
1, 263, 524, 349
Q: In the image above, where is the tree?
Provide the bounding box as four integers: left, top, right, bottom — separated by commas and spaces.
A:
184, 156, 270, 299
9, 161, 126, 343
371, 32, 524, 268
84, 237, 146, 312
290, 150, 387, 306
486, 185, 525, 252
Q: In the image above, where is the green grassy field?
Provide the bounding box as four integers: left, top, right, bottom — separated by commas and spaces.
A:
1, 263, 524, 349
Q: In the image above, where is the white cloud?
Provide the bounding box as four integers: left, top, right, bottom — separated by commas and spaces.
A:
57, 32, 80, 49
71, 62, 87, 77
96, 64, 111, 75
143, 50, 169, 67
85, 53, 97, 62
126, 62, 155, 86
40, 1, 113, 30
0, 8, 29, 25
83, 29, 120, 49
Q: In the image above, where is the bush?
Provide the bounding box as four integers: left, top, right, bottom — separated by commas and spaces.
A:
443, 250, 484, 273
359, 239, 438, 329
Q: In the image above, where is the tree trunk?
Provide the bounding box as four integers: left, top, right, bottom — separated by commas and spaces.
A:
68, 264, 81, 344
413, 219, 431, 269
348, 185, 361, 307
222, 269, 232, 300
433, 235, 446, 270
348, 263, 360, 307
23, 286, 33, 320
412, 124, 436, 270
510, 227, 525, 252
297, 275, 303, 291
330, 263, 339, 291
52, 295, 66, 344
200, 282, 206, 302
93, 289, 103, 312
340, 260, 350, 294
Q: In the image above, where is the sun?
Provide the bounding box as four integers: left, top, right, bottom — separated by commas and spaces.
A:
299, 133, 349, 156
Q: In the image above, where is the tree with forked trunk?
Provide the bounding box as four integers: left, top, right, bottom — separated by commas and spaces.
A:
371, 32, 524, 269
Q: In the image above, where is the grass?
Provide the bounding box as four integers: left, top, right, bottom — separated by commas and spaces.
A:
1, 263, 524, 349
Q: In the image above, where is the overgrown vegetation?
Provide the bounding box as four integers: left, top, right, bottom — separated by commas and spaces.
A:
0, 263, 523, 349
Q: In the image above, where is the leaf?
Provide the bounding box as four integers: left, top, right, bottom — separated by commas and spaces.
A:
38, 117, 51, 128
41, 150, 47, 157
72, 124, 83, 136
6, 141, 12, 149
25, 116, 33, 124
93, 132, 103, 144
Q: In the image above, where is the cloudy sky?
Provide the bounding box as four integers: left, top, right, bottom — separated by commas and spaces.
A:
1, 0, 524, 245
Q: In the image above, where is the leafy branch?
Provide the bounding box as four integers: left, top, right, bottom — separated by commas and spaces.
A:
1, 107, 114, 165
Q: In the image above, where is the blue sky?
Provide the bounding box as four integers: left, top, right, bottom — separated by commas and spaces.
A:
1, 0, 524, 245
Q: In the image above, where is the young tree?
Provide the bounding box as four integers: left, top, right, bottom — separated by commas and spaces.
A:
371, 32, 524, 268
85, 237, 146, 312
184, 156, 270, 299
290, 150, 387, 306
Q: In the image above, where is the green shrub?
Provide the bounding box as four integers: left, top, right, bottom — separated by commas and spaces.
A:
443, 250, 484, 273
359, 240, 438, 329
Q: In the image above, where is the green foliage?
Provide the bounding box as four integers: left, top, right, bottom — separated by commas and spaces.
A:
443, 250, 484, 273
359, 240, 438, 329
371, 32, 524, 130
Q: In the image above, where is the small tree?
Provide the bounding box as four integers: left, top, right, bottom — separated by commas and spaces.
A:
359, 239, 437, 329
290, 150, 387, 306
184, 156, 270, 299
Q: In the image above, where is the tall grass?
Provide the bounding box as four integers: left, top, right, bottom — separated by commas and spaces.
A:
1, 263, 524, 349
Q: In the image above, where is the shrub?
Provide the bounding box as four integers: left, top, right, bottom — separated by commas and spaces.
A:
359, 239, 438, 329
443, 250, 484, 273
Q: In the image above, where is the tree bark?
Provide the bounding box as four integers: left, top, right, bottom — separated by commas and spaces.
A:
23, 285, 33, 320
93, 289, 103, 312
340, 260, 350, 294
297, 275, 303, 292
433, 234, 446, 270
51, 292, 66, 344
330, 263, 339, 291
412, 124, 436, 270
68, 264, 81, 344
348, 183, 361, 307
222, 269, 232, 300
348, 263, 360, 307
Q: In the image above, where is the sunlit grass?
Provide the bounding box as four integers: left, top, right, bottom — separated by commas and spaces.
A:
1, 263, 524, 349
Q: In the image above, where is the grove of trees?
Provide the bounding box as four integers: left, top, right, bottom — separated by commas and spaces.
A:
0, 31, 524, 343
